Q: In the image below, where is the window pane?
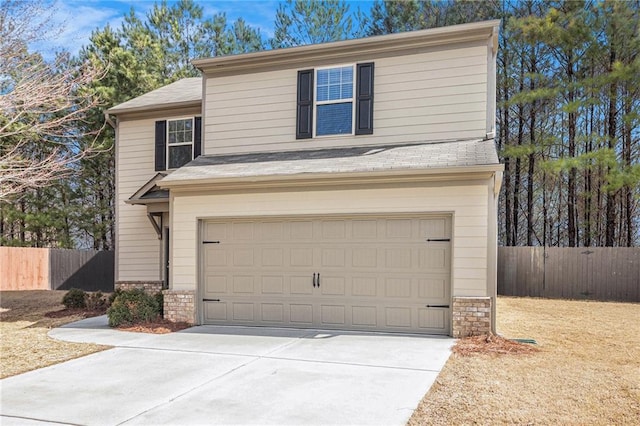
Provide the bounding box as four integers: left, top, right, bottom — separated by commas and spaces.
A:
328, 85, 341, 100
317, 69, 328, 85
168, 121, 176, 132
168, 133, 176, 144
341, 83, 353, 99
317, 85, 328, 102
168, 145, 192, 169
342, 67, 353, 82
316, 102, 352, 136
184, 119, 192, 131
183, 129, 193, 143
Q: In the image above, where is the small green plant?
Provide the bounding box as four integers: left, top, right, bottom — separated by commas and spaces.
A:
107, 288, 161, 327
86, 291, 107, 311
62, 288, 87, 309
154, 292, 164, 317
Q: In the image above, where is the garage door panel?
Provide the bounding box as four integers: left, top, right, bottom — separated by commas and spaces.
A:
352, 220, 378, 239
420, 218, 450, 240
290, 304, 313, 323
290, 248, 313, 266
352, 248, 378, 267
261, 276, 284, 294
261, 248, 284, 266
258, 221, 284, 240
261, 303, 285, 322
232, 276, 254, 294
418, 308, 447, 330
384, 278, 412, 298
320, 276, 345, 296
205, 248, 227, 267
233, 248, 254, 266
202, 215, 451, 335
321, 220, 346, 239
232, 302, 255, 321
204, 302, 227, 321
205, 275, 227, 294
419, 247, 449, 270
352, 306, 377, 326
290, 276, 313, 294
386, 248, 412, 268
352, 277, 378, 296
385, 307, 412, 328
320, 305, 346, 325
290, 221, 314, 240
321, 248, 346, 267
232, 222, 254, 240
418, 278, 449, 299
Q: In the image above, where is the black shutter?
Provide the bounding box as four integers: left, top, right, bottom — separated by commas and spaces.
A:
296, 69, 314, 139
155, 120, 167, 171
355, 63, 374, 135
194, 116, 202, 158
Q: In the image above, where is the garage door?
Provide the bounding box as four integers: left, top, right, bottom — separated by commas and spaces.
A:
201, 215, 451, 334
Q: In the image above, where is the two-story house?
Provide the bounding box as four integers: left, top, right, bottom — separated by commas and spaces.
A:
107, 20, 503, 338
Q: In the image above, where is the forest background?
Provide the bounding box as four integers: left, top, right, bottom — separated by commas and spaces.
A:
1, 0, 638, 249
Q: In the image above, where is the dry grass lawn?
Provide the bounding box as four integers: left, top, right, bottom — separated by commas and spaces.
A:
410, 297, 640, 425
0, 291, 109, 379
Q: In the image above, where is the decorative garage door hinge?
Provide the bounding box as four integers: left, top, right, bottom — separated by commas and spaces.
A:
202, 241, 220, 244
426, 304, 450, 308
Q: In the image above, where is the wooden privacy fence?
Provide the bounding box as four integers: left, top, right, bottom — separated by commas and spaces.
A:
498, 247, 640, 302
0, 247, 114, 292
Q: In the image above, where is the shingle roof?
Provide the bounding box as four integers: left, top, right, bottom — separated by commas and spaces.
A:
107, 78, 201, 114
160, 139, 501, 185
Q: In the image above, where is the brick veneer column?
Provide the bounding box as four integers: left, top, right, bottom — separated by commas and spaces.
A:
115, 281, 163, 293
452, 297, 492, 338
162, 290, 196, 324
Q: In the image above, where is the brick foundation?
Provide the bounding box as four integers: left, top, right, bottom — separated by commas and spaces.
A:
452, 297, 492, 338
163, 290, 196, 324
115, 281, 163, 293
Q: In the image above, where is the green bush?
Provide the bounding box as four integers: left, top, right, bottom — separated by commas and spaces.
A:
108, 288, 123, 306
154, 292, 164, 317
62, 288, 87, 309
107, 289, 161, 327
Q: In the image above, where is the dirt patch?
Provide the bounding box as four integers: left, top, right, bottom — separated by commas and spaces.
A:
118, 319, 192, 334
452, 333, 539, 357
409, 297, 640, 425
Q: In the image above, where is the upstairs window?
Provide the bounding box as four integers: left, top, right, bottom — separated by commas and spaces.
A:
315, 66, 354, 136
297, 63, 374, 140
154, 117, 202, 171
167, 118, 193, 169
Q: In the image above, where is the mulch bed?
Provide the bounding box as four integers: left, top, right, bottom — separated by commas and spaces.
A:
117, 319, 192, 334
44, 308, 108, 319
452, 334, 539, 356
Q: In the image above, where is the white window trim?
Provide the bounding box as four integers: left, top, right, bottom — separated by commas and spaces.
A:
166, 117, 195, 170
313, 64, 356, 137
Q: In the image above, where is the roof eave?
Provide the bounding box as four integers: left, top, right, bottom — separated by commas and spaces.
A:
107, 99, 201, 116
193, 20, 500, 74
159, 163, 504, 191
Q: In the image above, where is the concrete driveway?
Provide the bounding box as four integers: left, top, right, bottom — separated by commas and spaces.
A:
0, 316, 452, 425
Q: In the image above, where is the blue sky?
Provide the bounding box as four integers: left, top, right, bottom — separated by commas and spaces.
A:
38, 0, 374, 57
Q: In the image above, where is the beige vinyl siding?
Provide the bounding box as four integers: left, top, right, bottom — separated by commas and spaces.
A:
169, 180, 490, 300
116, 118, 161, 281
204, 41, 488, 154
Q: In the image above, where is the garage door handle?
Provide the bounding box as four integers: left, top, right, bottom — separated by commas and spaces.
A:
317, 273, 320, 288
313, 273, 317, 288
426, 238, 450, 242
203, 298, 221, 302
426, 304, 450, 308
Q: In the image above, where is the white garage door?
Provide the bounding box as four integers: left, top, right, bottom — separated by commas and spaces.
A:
201, 215, 451, 334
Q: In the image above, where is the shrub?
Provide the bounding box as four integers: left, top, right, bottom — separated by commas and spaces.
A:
107, 289, 161, 327
62, 288, 87, 309
154, 292, 164, 317
108, 288, 123, 306
86, 291, 107, 311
